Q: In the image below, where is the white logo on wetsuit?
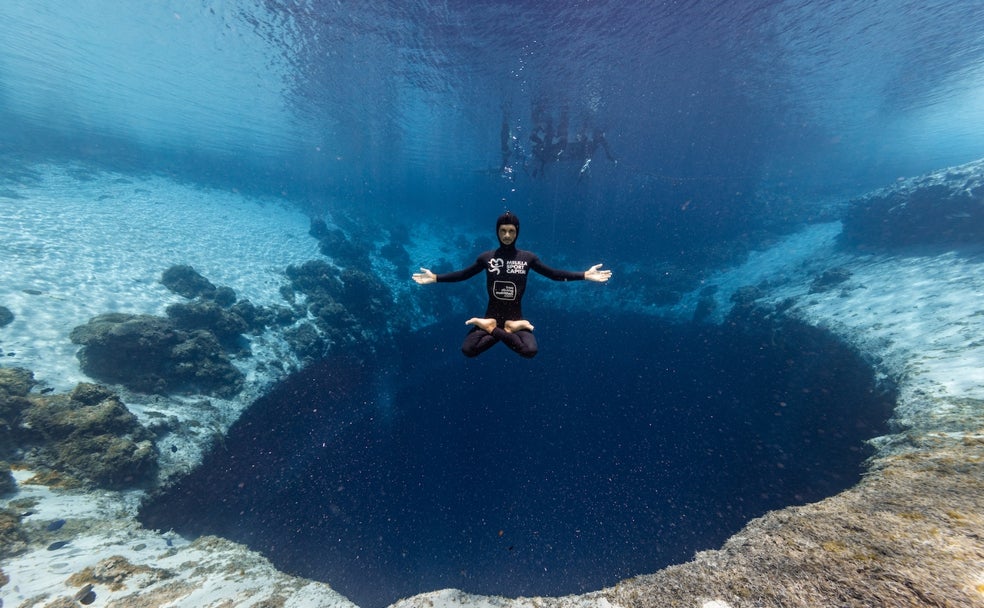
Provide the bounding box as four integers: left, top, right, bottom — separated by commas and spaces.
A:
493, 281, 517, 300
506, 260, 528, 274
488, 258, 504, 275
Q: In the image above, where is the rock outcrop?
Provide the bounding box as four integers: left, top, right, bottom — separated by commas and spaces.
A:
70, 313, 244, 398
0, 369, 158, 489
841, 159, 984, 250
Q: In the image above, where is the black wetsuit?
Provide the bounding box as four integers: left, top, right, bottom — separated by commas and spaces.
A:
437, 244, 584, 358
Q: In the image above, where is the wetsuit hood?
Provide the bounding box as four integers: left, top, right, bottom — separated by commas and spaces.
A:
496, 211, 520, 246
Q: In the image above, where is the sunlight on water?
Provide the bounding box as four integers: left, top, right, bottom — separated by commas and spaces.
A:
0, 3, 300, 157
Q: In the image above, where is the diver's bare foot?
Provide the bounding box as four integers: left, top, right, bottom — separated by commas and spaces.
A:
504, 319, 534, 333
465, 317, 497, 333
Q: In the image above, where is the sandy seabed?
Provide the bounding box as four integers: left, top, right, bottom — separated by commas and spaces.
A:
2, 165, 983, 608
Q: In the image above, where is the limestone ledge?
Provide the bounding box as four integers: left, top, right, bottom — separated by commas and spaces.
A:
1, 470, 354, 607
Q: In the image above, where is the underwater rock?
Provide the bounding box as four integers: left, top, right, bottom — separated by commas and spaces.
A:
74, 583, 97, 605
692, 285, 718, 323
285, 260, 361, 352
165, 300, 248, 344
284, 323, 328, 360
284, 258, 404, 356
0, 367, 35, 398
0, 508, 28, 558
285, 260, 344, 299
727, 284, 766, 322
339, 267, 393, 324
0, 305, 13, 328
309, 217, 330, 239
283, 322, 327, 361
69, 382, 116, 406
161, 265, 238, 306
230, 300, 295, 331
167, 330, 245, 397
0, 367, 36, 453
315, 227, 369, 267
18, 383, 158, 489
809, 267, 852, 293
211, 285, 237, 307
160, 265, 217, 299
67, 554, 175, 592
841, 160, 984, 249
70, 313, 244, 397
0, 461, 15, 495
380, 240, 411, 277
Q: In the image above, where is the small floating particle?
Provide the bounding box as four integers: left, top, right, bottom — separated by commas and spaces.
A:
46, 518, 66, 531
46, 540, 70, 551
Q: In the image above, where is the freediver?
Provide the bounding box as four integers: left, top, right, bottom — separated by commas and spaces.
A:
412, 211, 612, 358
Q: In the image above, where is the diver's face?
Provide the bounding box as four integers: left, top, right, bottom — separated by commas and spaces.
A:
498, 224, 517, 245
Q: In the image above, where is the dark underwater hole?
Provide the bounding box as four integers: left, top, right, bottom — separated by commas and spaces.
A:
139, 311, 894, 608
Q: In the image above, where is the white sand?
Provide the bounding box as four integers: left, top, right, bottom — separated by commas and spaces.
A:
1, 165, 320, 391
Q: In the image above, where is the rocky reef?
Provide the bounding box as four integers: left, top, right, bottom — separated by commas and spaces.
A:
70, 312, 246, 398
841, 158, 984, 250
282, 221, 415, 359
69, 266, 299, 398
0, 368, 158, 490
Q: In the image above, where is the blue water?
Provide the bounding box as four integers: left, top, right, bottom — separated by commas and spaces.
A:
3, 2, 984, 262
2, 1, 980, 605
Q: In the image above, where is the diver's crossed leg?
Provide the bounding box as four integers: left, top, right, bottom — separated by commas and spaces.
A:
462, 318, 538, 358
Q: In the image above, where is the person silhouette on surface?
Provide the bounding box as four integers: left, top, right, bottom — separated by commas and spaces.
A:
412, 211, 612, 358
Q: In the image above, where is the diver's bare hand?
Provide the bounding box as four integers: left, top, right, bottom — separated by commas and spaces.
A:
412, 268, 437, 285
584, 264, 612, 283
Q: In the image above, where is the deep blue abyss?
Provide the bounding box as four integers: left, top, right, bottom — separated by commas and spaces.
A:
140, 312, 894, 608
